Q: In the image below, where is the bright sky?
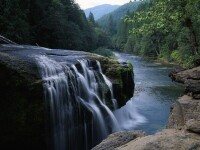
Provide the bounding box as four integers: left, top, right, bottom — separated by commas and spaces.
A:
75, 0, 129, 9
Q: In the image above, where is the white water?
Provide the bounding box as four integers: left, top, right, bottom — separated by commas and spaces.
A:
36, 56, 120, 150
96, 61, 118, 109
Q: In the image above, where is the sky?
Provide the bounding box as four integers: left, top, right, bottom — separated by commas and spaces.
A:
75, 0, 129, 9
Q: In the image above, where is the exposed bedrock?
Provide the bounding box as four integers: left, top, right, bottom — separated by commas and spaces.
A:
0, 44, 134, 149
169, 66, 200, 99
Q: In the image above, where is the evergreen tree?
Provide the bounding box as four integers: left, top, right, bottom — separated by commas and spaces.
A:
107, 15, 115, 35
88, 12, 95, 26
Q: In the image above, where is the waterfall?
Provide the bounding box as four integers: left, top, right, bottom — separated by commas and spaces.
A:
96, 61, 118, 109
35, 55, 120, 150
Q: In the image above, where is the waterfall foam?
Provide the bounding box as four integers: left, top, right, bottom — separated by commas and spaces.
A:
36, 55, 120, 150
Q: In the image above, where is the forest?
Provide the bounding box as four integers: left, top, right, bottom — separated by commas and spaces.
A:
115, 0, 200, 68
0, 0, 111, 51
1, 0, 200, 68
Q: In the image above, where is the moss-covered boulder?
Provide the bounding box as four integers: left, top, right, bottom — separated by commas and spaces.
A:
96, 57, 134, 107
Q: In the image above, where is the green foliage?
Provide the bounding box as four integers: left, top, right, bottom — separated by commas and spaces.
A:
88, 12, 95, 26
171, 50, 182, 63
0, 0, 111, 52
114, 0, 200, 68
94, 47, 114, 58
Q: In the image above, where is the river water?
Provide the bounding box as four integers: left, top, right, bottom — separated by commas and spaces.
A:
113, 53, 184, 134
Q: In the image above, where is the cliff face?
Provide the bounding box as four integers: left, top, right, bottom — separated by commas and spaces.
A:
93, 67, 200, 150
167, 67, 200, 133
0, 44, 134, 149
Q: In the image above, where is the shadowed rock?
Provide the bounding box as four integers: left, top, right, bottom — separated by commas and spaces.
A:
0, 44, 134, 150
186, 119, 200, 134
169, 66, 200, 99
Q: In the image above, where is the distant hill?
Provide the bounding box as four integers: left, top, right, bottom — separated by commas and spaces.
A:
97, 1, 142, 29
84, 4, 120, 20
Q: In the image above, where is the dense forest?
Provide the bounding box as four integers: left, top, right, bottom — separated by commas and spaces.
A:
97, 1, 141, 34
1, 0, 200, 68
115, 0, 200, 68
0, 0, 111, 51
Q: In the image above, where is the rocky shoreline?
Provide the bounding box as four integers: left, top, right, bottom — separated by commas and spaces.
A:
93, 66, 200, 150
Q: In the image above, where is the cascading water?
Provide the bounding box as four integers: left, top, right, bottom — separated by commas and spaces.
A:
35, 55, 120, 150
96, 61, 118, 109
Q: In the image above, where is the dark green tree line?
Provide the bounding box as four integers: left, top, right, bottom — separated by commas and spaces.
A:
0, 0, 109, 51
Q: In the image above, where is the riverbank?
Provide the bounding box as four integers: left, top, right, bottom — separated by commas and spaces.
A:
93, 61, 200, 149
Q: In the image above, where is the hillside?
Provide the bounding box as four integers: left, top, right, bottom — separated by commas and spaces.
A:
97, 1, 142, 29
84, 4, 120, 20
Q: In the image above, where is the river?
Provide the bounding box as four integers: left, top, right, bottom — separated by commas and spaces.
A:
113, 52, 184, 134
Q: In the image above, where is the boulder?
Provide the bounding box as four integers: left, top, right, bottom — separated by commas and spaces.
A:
186, 119, 200, 134
169, 66, 200, 99
95, 57, 135, 107
167, 95, 200, 129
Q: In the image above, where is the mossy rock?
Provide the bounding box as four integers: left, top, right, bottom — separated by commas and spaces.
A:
94, 57, 135, 107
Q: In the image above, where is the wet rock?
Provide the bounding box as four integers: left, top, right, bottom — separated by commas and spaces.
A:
92, 131, 147, 150
95, 57, 135, 107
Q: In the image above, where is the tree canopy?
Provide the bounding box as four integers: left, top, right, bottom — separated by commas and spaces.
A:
115, 0, 200, 68
0, 0, 110, 51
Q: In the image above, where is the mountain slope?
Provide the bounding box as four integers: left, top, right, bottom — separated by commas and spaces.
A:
84, 4, 120, 20
97, 1, 142, 29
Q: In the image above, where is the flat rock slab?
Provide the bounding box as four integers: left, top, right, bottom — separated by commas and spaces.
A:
117, 129, 200, 150
92, 131, 147, 150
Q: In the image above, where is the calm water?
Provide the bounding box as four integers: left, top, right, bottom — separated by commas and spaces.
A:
113, 53, 184, 134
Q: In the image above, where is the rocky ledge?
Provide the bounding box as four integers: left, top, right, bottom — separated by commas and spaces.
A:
93, 66, 200, 150
169, 66, 200, 99
0, 44, 134, 149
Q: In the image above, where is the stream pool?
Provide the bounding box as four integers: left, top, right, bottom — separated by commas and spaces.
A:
113, 53, 184, 134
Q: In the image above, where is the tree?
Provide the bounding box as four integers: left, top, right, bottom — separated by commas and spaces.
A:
120, 0, 200, 67
88, 12, 95, 26
107, 15, 116, 35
